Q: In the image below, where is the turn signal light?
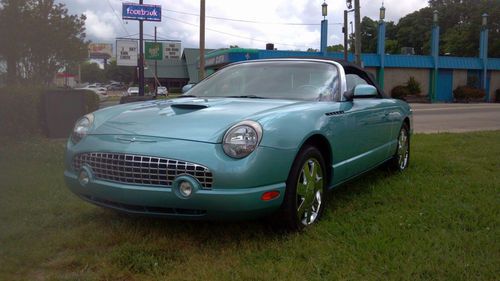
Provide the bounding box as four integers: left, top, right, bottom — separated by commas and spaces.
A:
261, 191, 280, 201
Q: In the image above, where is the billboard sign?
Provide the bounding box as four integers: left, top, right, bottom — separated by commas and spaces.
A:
88, 43, 112, 59
163, 42, 181, 59
145, 42, 163, 60
122, 3, 161, 22
116, 40, 138, 66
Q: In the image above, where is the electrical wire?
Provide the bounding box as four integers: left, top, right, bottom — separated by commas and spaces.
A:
114, 0, 342, 26
162, 15, 312, 49
106, 0, 130, 36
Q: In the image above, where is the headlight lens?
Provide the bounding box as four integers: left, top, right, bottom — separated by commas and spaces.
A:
223, 121, 262, 158
72, 114, 94, 143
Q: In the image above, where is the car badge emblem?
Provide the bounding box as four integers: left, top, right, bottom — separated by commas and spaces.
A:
117, 137, 156, 143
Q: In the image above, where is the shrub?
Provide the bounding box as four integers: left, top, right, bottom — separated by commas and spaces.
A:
406, 76, 422, 95
453, 86, 485, 101
0, 86, 99, 138
168, 87, 182, 94
0, 86, 45, 137
391, 85, 411, 100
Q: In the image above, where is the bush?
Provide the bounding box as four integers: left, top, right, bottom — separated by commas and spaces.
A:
0, 86, 100, 138
0, 86, 45, 137
168, 87, 182, 94
391, 85, 411, 100
453, 86, 485, 102
406, 76, 422, 95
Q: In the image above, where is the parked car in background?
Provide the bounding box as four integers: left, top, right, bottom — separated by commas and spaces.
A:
65, 58, 412, 230
106, 82, 126, 91
157, 86, 168, 96
124, 87, 139, 96
75, 85, 108, 101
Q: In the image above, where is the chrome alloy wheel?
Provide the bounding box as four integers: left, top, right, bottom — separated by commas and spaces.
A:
397, 128, 409, 170
296, 158, 324, 225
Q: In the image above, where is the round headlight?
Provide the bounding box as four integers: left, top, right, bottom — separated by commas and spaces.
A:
223, 121, 262, 159
72, 114, 94, 143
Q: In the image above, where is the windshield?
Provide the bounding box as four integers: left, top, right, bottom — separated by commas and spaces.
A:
188, 61, 339, 101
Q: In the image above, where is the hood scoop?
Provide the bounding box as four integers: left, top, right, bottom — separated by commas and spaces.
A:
169, 103, 209, 115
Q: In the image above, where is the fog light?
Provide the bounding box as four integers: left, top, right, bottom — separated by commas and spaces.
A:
179, 181, 193, 197
79, 169, 90, 186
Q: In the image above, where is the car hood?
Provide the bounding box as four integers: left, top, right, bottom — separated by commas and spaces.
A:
92, 97, 303, 143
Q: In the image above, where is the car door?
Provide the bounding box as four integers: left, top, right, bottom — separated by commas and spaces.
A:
329, 72, 394, 184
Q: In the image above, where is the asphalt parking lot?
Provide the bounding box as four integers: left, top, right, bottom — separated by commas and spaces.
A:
411, 103, 500, 133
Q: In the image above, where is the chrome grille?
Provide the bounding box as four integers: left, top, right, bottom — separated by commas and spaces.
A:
73, 152, 213, 189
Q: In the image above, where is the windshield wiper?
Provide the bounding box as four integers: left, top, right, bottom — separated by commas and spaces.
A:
179, 94, 197, 98
226, 95, 267, 99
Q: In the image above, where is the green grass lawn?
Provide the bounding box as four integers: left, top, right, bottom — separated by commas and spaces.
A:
0, 132, 498, 280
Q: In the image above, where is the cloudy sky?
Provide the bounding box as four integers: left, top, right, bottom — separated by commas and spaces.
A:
61, 0, 428, 51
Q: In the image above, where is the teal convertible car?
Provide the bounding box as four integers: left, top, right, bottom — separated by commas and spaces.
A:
65, 58, 412, 230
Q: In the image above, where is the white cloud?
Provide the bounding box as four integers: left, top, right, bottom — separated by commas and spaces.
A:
83, 9, 117, 41
61, 0, 429, 50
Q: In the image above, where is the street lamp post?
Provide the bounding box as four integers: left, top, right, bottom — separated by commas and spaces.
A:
480, 13, 489, 98
430, 10, 440, 102
320, 1, 328, 56
379, 5, 385, 21
377, 4, 386, 89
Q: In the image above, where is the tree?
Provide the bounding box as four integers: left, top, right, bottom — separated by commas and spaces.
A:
360, 17, 378, 53
80, 62, 105, 83
326, 44, 344, 52
0, 0, 29, 84
0, 0, 88, 85
395, 8, 434, 55
105, 60, 135, 83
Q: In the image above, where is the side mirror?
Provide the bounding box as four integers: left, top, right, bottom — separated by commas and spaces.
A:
182, 83, 195, 93
353, 84, 377, 97
343, 84, 377, 101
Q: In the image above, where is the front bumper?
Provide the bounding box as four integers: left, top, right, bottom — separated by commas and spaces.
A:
64, 135, 295, 220
65, 171, 285, 220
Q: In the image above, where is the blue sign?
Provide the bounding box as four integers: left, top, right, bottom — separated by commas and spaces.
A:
122, 3, 162, 22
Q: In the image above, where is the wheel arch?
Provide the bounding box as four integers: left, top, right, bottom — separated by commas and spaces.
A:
300, 134, 333, 186
403, 116, 410, 130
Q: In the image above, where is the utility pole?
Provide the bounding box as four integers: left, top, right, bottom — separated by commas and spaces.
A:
343, 10, 348, 61
154, 26, 158, 97
354, 0, 362, 66
199, 0, 206, 81
138, 0, 145, 96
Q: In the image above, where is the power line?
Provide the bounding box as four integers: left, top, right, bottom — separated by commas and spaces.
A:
163, 8, 342, 26
106, 0, 130, 36
113, 0, 342, 26
162, 15, 311, 49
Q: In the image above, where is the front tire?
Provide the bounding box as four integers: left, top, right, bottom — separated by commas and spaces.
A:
389, 123, 410, 171
279, 145, 326, 231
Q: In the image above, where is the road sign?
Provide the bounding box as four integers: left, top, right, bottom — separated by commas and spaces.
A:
122, 3, 162, 22
145, 42, 163, 60
116, 40, 138, 66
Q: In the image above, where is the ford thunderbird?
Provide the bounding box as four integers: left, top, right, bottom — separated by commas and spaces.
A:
64, 58, 412, 230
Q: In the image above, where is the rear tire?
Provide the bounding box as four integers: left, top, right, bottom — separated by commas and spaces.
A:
388, 123, 410, 172
278, 145, 327, 231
